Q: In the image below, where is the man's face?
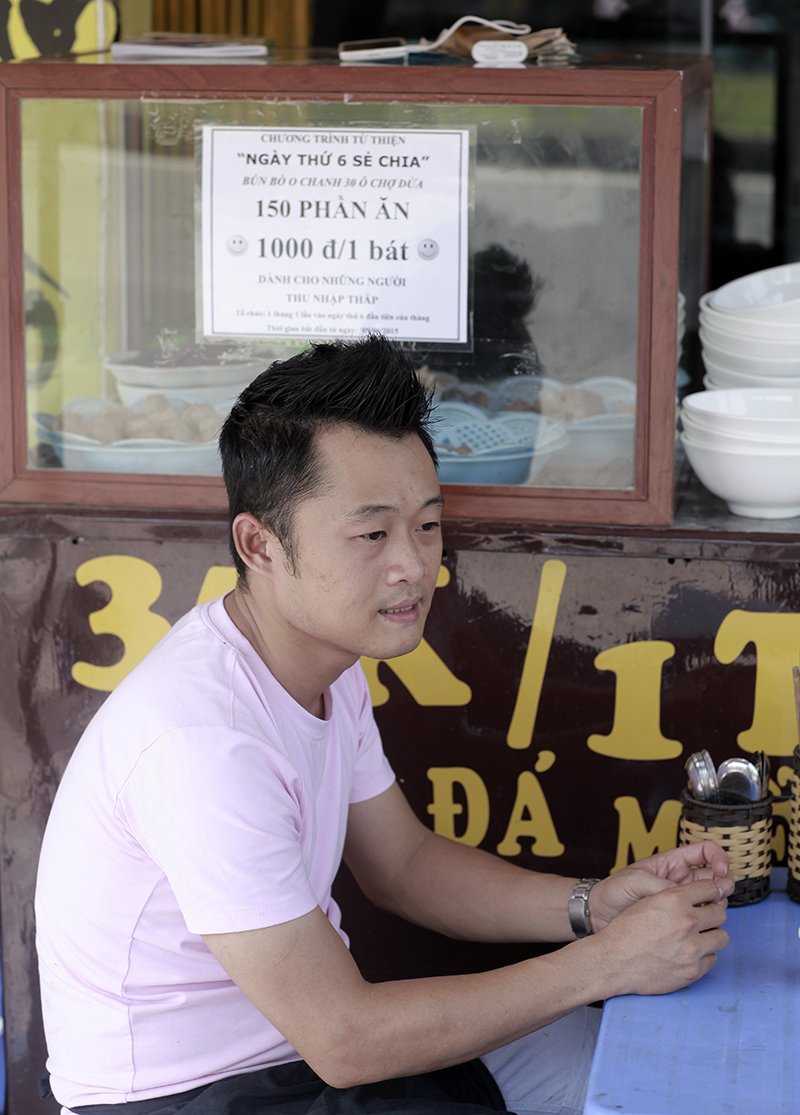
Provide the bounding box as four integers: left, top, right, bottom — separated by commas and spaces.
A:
267, 425, 443, 674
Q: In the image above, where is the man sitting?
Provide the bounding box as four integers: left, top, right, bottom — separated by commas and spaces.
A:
36, 335, 731, 1115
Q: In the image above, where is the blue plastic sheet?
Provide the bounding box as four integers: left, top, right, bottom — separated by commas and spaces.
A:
585, 871, 800, 1115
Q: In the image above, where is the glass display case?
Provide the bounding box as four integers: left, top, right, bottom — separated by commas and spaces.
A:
0, 50, 711, 522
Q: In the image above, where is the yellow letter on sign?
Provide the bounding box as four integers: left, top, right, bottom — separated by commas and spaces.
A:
588, 641, 682, 760
72, 556, 171, 693
496, 771, 565, 858
610, 796, 682, 873
361, 641, 472, 707
714, 610, 800, 756
506, 559, 567, 750
427, 767, 490, 846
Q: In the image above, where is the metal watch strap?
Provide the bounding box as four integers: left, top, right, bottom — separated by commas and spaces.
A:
568, 878, 600, 938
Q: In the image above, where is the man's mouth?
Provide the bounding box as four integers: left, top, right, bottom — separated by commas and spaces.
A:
379, 598, 421, 619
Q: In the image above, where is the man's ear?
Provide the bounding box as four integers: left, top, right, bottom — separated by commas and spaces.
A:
230, 513, 282, 579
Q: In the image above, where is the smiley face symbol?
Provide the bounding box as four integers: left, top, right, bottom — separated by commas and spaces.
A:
227, 235, 248, 255
417, 239, 439, 260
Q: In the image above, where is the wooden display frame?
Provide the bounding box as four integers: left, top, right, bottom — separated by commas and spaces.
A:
0, 52, 712, 524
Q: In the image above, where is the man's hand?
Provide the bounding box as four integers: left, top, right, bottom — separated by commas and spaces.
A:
586, 878, 730, 997
588, 841, 733, 932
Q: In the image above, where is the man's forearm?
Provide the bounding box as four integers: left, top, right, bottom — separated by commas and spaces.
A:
344, 785, 579, 944
360, 827, 579, 944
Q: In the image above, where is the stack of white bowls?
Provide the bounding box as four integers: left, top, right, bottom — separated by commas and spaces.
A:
699, 263, 800, 389
680, 388, 800, 518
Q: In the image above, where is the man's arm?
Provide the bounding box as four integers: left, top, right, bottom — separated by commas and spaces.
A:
204, 877, 726, 1089
342, 782, 732, 944
203, 783, 730, 1089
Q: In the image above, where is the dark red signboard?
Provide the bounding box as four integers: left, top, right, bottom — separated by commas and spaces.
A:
2, 507, 799, 1113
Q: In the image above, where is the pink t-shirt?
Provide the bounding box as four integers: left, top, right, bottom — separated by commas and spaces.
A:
35, 596, 395, 1110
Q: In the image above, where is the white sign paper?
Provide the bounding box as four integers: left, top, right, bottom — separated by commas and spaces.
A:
200, 126, 470, 343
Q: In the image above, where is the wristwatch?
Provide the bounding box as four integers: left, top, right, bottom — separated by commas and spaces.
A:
568, 878, 600, 938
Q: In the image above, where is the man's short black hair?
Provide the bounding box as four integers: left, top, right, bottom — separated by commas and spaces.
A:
219, 334, 437, 577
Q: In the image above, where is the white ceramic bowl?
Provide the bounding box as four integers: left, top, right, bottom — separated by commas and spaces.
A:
492, 375, 565, 414
575, 376, 636, 414
699, 294, 800, 340
682, 388, 800, 437
701, 355, 800, 390
700, 338, 800, 376
680, 410, 800, 452
707, 263, 800, 322
108, 359, 260, 410
107, 356, 263, 389
680, 432, 800, 518
699, 324, 800, 360
566, 413, 635, 469
115, 380, 248, 408
705, 370, 800, 392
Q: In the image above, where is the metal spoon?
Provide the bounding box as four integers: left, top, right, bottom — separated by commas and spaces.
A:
717, 757, 761, 804
752, 750, 770, 799
685, 750, 719, 802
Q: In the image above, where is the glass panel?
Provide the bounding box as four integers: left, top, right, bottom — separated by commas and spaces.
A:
22, 97, 641, 488
679, 88, 711, 395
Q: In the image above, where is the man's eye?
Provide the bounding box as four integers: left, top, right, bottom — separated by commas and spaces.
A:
418, 521, 441, 533
363, 530, 386, 541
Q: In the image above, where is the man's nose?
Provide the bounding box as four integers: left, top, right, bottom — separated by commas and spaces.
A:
385, 534, 426, 583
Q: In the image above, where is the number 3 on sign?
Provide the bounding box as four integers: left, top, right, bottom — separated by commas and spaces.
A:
71, 556, 172, 692
71, 557, 237, 693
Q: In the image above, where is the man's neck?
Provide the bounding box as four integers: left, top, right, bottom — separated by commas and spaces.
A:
224, 586, 351, 718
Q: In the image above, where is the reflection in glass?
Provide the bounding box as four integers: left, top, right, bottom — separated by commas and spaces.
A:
22, 97, 642, 488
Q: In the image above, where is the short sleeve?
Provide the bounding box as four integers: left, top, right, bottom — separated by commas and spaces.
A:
116, 728, 320, 935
